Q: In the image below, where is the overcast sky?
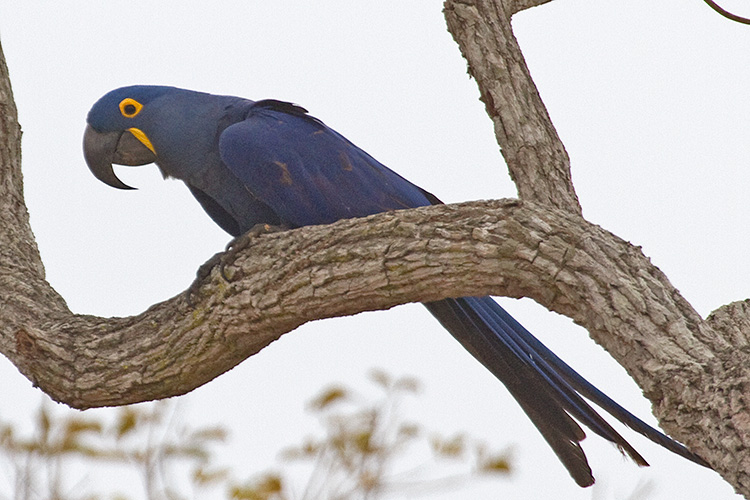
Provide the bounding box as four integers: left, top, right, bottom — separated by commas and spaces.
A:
1, 1, 749, 499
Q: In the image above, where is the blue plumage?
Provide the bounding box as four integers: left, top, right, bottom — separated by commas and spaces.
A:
220, 99, 433, 227
83, 86, 708, 486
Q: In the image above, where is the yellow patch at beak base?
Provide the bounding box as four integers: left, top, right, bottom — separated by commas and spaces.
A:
127, 127, 156, 155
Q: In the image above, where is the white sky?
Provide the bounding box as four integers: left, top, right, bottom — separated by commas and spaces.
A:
1, 0, 749, 498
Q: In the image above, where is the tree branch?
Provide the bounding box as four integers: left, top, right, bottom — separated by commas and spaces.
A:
443, 0, 581, 215
702, 0, 750, 25
507, 0, 554, 15
2, 182, 749, 490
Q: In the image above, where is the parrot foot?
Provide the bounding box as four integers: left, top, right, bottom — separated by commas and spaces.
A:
184, 223, 286, 307
185, 250, 224, 306
220, 223, 287, 281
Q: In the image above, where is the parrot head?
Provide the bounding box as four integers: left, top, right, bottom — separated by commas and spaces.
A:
83, 85, 178, 189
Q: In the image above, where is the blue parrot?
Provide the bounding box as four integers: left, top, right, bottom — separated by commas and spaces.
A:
83, 85, 708, 486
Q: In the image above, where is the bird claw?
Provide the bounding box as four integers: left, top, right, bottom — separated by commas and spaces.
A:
220, 223, 286, 281
185, 251, 224, 306
185, 223, 286, 307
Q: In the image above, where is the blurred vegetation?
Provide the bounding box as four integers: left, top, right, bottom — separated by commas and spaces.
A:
0, 370, 511, 500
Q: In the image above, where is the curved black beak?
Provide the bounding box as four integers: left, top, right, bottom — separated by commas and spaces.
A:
83, 125, 157, 190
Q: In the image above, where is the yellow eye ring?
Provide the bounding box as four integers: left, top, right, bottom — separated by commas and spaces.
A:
119, 98, 143, 118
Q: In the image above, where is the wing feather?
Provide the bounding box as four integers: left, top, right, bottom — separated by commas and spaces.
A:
219, 101, 434, 228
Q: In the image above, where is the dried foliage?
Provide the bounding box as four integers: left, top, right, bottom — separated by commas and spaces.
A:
0, 371, 510, 500
0, 400, 227, 500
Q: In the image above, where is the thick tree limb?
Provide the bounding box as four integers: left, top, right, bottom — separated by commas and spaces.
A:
2, 1, 750, 497
507, 0, 554, 15
444, 0, 581, 215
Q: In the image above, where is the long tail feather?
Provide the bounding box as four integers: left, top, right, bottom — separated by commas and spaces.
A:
423, 296, 708, 486
424, 298, 595, 486
469, 296, 710, 467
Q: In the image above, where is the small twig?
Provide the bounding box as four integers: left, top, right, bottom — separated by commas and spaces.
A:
703, 0, 750, 24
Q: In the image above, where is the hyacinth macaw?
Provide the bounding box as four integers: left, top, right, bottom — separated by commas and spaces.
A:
83, 85, 708, 486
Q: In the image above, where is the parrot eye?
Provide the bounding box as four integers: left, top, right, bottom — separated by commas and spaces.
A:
119, 98, 143, 118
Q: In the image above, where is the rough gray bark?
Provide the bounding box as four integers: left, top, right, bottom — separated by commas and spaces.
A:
445, 0, 580, 215
1, 1, 748, 497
